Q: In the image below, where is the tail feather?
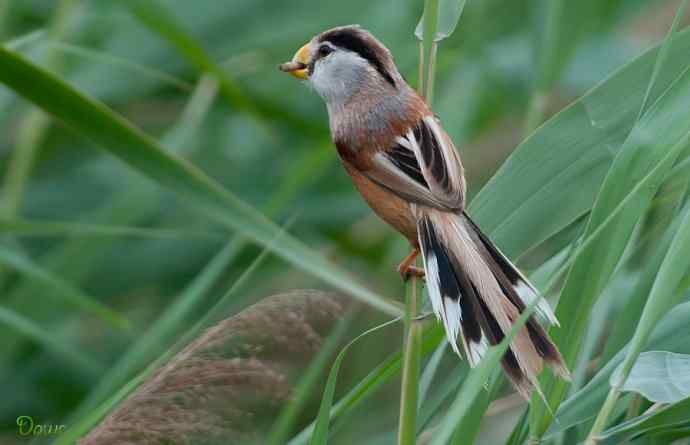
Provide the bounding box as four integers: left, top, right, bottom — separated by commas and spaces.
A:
474, 233, 569, 380
417, 209, 569, 398
419, 216, 486, 363
462, 212, 560, 327
462, 211, 570, 380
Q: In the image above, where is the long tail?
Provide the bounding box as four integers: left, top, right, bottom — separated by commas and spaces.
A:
417, 208, 569, 397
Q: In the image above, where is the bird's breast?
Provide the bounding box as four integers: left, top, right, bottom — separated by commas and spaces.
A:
340, 158, 418, 244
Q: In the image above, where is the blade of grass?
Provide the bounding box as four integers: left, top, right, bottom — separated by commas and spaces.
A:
332, 325, 448, 440
288, 324, 445, 445
5, 29, 45, 51
635, 0, 688, 121
0, 306, 103, 376
545, 301, 690, 438
599, 220, 679, 365
532, 108, 690, 443
524, 0, 564, 134
418, 364, 464, 434
268, 310, 355, 445
529, 22, 690, 437
598, 5, 690, 366
418, 339, 447, 409
449, 371, 503, 445
122, 0, 326, 136
0, 218, 221, 239
1, 0, 77, 218
596, 397, 690, 445
524, 129, 689, 323
0, 0, 10, 41
536, 125, 690, 398
0, 46, 402, 317
0, 74, 219, 369
0, 0, 77, 294
567, 288, 612, 392
121, 0, 253, 111
46, 41, 193, 91
0, 246, 129, 331
309, 317, 401, 445
470, 27, 690, 260
585, 204, 690, 443
505, 409, 530, 445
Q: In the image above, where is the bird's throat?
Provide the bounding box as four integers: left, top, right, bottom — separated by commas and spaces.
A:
328, 86, 429, 151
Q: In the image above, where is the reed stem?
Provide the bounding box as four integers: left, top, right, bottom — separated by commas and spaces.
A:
524, 0, 564, 135
398, 270, 422, 445
397, 2, 440, 442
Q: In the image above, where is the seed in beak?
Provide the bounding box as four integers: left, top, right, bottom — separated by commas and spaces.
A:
279, 61, 307, 73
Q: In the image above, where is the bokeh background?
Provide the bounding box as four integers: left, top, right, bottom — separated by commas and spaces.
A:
0, 0, 688, 444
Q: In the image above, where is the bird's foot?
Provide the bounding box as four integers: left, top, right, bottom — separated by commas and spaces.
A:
401, 266, 426, 281
397, 248, 425, 281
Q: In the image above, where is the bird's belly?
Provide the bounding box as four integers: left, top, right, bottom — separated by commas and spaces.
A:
343, 162, 418, 244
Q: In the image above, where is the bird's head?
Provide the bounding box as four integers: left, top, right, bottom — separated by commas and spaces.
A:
280, 25, 403, 106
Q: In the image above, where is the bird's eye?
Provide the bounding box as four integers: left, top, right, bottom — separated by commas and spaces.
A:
318, 45, 334, 58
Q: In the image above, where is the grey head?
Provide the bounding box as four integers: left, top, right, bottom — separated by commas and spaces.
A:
305, 25, 406, 107
280, 25, 423, 147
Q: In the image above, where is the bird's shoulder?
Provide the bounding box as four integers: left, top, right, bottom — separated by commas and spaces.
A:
337, 113, 465, 211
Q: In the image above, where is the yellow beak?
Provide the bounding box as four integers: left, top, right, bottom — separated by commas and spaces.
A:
280, 43, 311, 80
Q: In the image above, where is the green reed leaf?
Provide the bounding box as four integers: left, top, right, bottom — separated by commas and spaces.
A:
0, 46, 402, 317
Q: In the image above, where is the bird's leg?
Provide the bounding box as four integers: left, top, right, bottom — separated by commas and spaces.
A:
397, 248, 425, 281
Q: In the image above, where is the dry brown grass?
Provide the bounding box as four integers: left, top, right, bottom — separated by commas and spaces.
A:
80, 290, 349, 445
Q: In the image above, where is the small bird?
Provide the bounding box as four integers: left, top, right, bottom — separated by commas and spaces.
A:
280, 25, 569, 396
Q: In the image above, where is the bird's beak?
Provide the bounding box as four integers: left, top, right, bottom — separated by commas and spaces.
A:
279, 43, 311, 80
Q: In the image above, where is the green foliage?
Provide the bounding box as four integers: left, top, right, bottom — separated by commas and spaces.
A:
0, 1, 689, 444
614, 351, 690, 404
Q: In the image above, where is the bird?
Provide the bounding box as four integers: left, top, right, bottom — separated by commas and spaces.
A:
280, 25, 569, 397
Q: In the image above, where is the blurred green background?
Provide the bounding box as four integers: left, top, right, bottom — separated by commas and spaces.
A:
0, 0, 688, 444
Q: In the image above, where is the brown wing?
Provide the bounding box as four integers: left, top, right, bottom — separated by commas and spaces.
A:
363, 115, 466, 211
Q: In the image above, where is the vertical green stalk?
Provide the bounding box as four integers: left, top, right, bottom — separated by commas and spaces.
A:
0, 0, 10, 41
425, 44, 438, 103
398, 272, 422, 445
584, 386, 620, 445
398, 2, 440, 442
1, 0, 77, 218
420, 0, 439, 103
524, 90, 547, 136
524, 0, 564, 135
0, 0, 77, 291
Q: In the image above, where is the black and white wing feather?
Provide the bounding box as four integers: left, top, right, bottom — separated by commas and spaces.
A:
363, 115, 466, 210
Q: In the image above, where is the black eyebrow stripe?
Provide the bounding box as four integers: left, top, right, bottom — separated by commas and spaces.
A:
321, 32, 396, 87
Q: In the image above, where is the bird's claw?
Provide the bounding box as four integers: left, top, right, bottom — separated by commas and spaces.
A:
398, 265, 425, 282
